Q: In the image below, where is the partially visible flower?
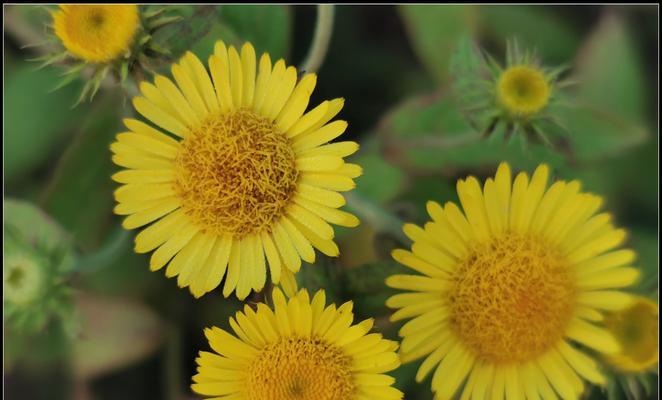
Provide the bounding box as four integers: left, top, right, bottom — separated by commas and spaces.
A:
451, 39, 570, 147
386, 162, 640, 399
3, 202, 76, 335
111, 40, 361, 300
587, 295, 659, 400
37, 5, 181, 105
192, 286, 402, 400
52, 5, 140, 64
603, 295, 658, 374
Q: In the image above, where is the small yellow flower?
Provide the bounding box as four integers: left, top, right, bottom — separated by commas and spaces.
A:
111, 41, 361, 299
386, 162, 640, 399
192, 287, 402, 400
52, 5, 140, 63
497, 65, 551, 117
603, 296, 658, 373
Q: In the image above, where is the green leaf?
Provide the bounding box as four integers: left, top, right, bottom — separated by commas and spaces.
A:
3, 199, 72, 254
219, 5, 292, 59
5, 63, 87, 184
399, 5, 479, 84
151, 5, 220, 60
396, 175, 458, 222
71, 292, 163, 380
378, 91, 566, 172
478, 6, 581, 65
628, 228, 658, 293
351, 139, 405, 204
188, 18, 242, 62
575, 14, 647, 124
169, 5, 292, 67
541, 104, 648, 162
41, 92, 123, 250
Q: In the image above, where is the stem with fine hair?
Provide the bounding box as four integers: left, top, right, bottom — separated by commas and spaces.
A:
301, 5, 335, 74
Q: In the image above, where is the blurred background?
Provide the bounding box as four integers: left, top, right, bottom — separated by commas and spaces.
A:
3, 5, 658, 400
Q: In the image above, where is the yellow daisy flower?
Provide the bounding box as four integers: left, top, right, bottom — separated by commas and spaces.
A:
52, 4, 140, 63
191, 287, 403, 400
603, 295, 658, 373
111, 41, 361, 299
497, 65, 551, 118
386, 162, 640, 399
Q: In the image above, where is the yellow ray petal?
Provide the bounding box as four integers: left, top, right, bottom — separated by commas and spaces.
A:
181, 51, 219, 113
240, 42, 256, 107
132, 97, 188, 138
228, 45, 243, 107
261, 231, 282, 284
566, 317, 620, 353
203, 234, 233, 293
276, 73, 317, 132
134, 209, 187, 253
252, 52, 272, 112
209, 46, 234, 112
172, 62, 208, 119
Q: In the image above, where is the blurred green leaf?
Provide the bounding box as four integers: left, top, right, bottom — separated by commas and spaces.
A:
478, 6, 581, 64
171, 5, 291, 68
575, 13, 647, 124
352, 139, 405, 204
219, 5, 292, 59
4, 199, 72, 253
40, 92, 123, 250
395, 175, 458, 222
189, 21, 241, 62
542, 104, 648, 162
399, 5, 478, 84
378, 91, 566, 172
628, 227, 658, 293
72, 292, 163, 380
151, 5, 219, 61
5, 64, 86, 183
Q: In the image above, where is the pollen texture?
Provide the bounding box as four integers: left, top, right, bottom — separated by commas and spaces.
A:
174, 109, 298, 238
246, 336, 355, 400
449, 231, 576, 364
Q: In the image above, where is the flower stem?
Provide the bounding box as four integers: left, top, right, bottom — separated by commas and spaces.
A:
164, 324, 183, 400
301, 5, 335, 74
344, 192, 408, 243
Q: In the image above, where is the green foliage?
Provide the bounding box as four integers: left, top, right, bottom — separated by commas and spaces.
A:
4, 64, 87, 183
398, 5, 478, 84
575, 14, 647, 123
352, 138, 405, 204
40, 92, 124, 250
3, 200, 77, 368
219, 5, 292, 58
156, 5, 292, 63
377, 91, 567, 172
478, 6, 581, 64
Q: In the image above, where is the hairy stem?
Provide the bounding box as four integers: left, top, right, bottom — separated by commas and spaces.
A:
300, 5, 335, 73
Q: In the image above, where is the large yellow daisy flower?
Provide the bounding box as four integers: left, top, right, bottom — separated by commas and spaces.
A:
52, 5, 140, 63
386, 162, 640, 399
192, 287, 403, 400
111, 41, 361, 299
